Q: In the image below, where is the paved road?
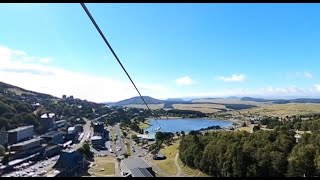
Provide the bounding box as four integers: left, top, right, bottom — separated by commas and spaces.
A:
72, 118, 92, 150
113, 124, 127, 156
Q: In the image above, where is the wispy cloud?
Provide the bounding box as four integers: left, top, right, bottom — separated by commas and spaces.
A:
217, 74, 246, 82
0, 45, 169, 102
304, 72, 313, 79
286, 72, 313, 79
176, 76, 193, 86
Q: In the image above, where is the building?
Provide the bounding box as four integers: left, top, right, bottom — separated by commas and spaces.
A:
74, 124, 84, 133
7, 125, 34, 145
121, 157, 155, 177
129, 168, 154, 177
44, 145, 62, 158
8, 138, 44, 161
137, 134, 155, 141
55, 120, 67, 129
40, 113, 56, 132
153, 153, 166, 160
93, 122, 104, 134
41, 131, 64, 145
65, 127, 78, 142
0, 127, 8, 146
67, 127, 76, 134
53, 150, 87, 177
91, 136, 103, 148
62, 95, 67, 99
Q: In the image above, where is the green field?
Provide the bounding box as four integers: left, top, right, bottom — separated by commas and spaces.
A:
235, 103, 320, 117
138, 120, 151, 129
172, 104, 226, 113
87, 157, 115, 177
152, 142, 179, 176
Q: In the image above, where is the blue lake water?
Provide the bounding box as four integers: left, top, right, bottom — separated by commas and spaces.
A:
144, 118, 233, 137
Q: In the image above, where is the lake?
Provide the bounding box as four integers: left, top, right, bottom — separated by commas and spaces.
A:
144, 118, 233, 136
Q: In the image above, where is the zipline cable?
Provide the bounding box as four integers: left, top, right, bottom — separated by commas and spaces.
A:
80, 3, 163, 131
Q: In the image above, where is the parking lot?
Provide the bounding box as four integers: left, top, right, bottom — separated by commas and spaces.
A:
2, 155, 60, 177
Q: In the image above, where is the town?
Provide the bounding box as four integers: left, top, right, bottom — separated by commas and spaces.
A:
0, 91, 160, 177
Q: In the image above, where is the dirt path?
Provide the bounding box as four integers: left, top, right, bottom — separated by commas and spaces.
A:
174, 153, 183, 177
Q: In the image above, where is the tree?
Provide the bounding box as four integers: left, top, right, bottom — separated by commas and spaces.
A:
252, 125, 260, 132
181, 131, 185, 137
0, 145, 5, 157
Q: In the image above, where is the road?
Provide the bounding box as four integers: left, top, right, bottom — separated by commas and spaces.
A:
72, 118, 92, 150
113, 124, 127, 156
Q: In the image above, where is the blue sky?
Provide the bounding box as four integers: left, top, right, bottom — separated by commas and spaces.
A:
0, 3, 320, 102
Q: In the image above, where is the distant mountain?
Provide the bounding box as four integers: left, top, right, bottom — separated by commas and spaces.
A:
166, 98, 185, 102
107, 96, 163, 106
241, 97, 273, 102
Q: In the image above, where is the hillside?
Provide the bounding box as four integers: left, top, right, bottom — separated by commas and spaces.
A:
0, 81, 54, 99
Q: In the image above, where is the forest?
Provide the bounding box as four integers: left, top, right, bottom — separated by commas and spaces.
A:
179, 126, 320, 177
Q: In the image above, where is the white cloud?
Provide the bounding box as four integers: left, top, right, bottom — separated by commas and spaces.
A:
304, 72, 313, 79
0, 45, 169, 102
217, 74, 246, 82
315, 84, 320, 92
176, 76, 193, 86
286, 72, 313, 79
39, 58, 52, 64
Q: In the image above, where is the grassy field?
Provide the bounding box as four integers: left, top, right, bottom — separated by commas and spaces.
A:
172, 104, 226, 113
124, 104, 165, 109
191, 98, 270, 106
236, 103, 320, 117
152, 141, 210, 177
177, 158, 210, 177
138, 120, 151, 129
7, 87, 35, 96
87, 157, 115, 177
152, 142, 179, 176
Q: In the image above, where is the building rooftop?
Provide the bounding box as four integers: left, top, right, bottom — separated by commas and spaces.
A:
91, 136, 102, 141
130, 168, 154, 177
67, 127, 75, 133
42, 131, 60, 138
123, 157, 151, 171
55, 120, 67, 123
7, 125, 34, 133
10, 138, 41, 147
41, 113, 55, 119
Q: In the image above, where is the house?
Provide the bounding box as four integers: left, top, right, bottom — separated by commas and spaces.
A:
121, 157, 155, 177
53, 150, 87, 177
